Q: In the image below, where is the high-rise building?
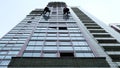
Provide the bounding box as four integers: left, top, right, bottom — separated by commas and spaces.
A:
0, 2, 120, 68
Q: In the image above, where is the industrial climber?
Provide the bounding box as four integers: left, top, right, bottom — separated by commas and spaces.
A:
63, 6, 70, 15
43, 6, 51, 15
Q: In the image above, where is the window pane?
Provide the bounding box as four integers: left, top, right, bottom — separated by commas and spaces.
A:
28, 41, 36, 45
0, 44, 6, 47
45, 41, 57, 45
0, 52, 8, 54
5, 56, 12, 59
43, 53, 57, 57
36, 41, 44, 45
72, 41, 88, 45
0, 60, 10, 65
32, 53, 41, 57
43, 47, 57, 51
59, 34, 69, 36
23, 53, 32, 57
76, 53, 94, 57
59, 41, 71, 45
59, 37, 70, 40
47, 34, 57, 36
8, 51, 19, 55
0, 56, 5, 59
59, 47, 73, 51
46, 37, 57, 40
34, 46, 42, 50
74, 47, 91, 51
26, 46, 34, 50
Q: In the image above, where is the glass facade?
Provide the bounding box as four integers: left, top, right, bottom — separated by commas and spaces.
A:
22, 7, 94, 58
0, 6, 95, 68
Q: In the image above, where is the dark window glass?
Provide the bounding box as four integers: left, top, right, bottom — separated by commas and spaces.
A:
59, 27, 67, 30
31, 17, 35, 19
60, 53, 74, 57
27, 21, 32, 23
49, 27, 57, 29
52, 12, 57, 14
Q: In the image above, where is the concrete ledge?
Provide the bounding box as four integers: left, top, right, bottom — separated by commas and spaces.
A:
8, 57, 110, 68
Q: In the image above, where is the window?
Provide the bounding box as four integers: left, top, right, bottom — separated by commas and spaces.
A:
33, 33, 39, 36
34, 46, 42, 50
59, 27, 67, 30
26, 46, 34, 50
32, 53, 41, 57
23, 53, 32, 57
50, 16, 57, 20
59, 47, 73, 51
0, 56, 5, 59
59, 34, 69, 36
0, 60, 10, 65
11, 47, 21, 50
5, 56, 12, 59
71, 37, 85, 40
60, 53, 74, 57
74, 47, 91, 51
43, 53, 57, 57
76, 53, 94, 57
17, 41, 25, 43
59, 41, 71, 45
37, 37, 45, 40
47, 34, 57, 36
0, 44, 6, 47
8, 51, 19, 55
28, 41, 36, 45
2, 47, 11, 50
31, 17, 35, 19
0, 41, 8, 43
59, 37, 70, 40
47, 30, 57, 33
52, 12, 57, 14
14, 44, 23, 47
45, 41, 57, 45
72, 41, 88, 46
0, 51, 8, 54
38, 33, 46, 36
27, 21, 32, 23
48, 27, 57, 30
49, 22, 57, 25
31, 37, 38, 40
36, 41, 44, 45
43, 47, 57, 51
68, 28, 79, 30
46, 37, 57, 40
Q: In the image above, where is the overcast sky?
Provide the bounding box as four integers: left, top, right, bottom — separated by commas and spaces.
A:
0, 0, 120, 38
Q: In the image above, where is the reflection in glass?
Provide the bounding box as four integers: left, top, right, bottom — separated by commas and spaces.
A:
43, 15, 50, 21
